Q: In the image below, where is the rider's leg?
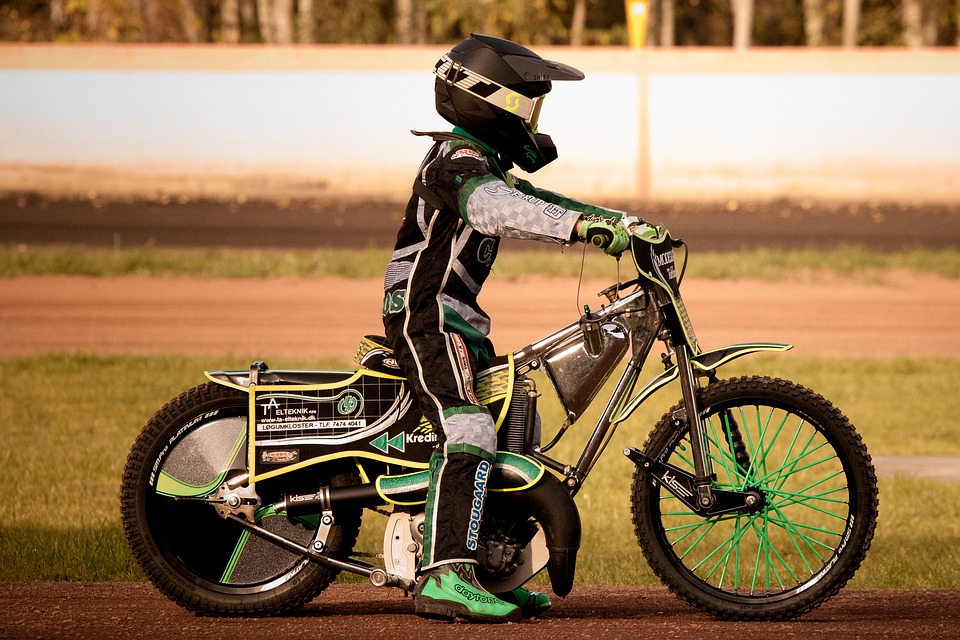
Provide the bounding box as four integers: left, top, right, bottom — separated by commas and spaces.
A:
386, 327, 520, 622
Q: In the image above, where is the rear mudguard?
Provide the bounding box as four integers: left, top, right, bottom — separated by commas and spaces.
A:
611, 342, 792, 424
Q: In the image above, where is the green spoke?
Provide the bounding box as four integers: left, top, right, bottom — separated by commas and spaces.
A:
762, 516, 797, 586
775, 495, 849, 521
717, 514, 746, 590
756, 440, 832, 488
678, 519, 723, 566
765, 502, 827, 574
749, 517, 793, 589
712, 512, 778, 585
748, 409, 790, 485
767, 469, 846, 503
774, 414, 806, 488
763, 515, 844, 541
670, 517, 717, 547
766, 513, 837, 557
690, 513, 762, 576
704, 415, 741, 485
704, 516, 754, 582
766, 482, 849, 510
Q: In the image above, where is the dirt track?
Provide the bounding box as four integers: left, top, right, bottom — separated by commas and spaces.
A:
1, 582, 958, 640
3, 271, 958, 360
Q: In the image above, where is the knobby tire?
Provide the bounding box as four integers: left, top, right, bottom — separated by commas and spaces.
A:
631, 376, 879, 621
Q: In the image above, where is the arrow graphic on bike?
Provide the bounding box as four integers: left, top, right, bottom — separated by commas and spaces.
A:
370, 432, 405, 454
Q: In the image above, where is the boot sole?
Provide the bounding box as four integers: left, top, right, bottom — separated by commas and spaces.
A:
415, 597, 522, 624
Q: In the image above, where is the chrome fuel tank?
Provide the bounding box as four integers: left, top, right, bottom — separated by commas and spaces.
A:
541, 318, 630, 420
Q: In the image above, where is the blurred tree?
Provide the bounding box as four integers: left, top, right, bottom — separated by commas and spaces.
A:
0, 0, 957, 45
731, 0, 753, 48
904, 0, 925, 46
312, 0, 391, 43
298, 0, 314, 42
646, 0, 676, 46
842, 0, 860, 46
257, 0, 293, 43
859, 0, 902, 45
181, 0, 201, 42
755, 0, 804, 46
673, 0, 731, 46
221, 0, 240, 42
426, 0, 570, 45
570, 0, 585, 44
803, 0, 825, 45
572, 0, 627, 45
395, 0, 412, 41
660, 0, 675, 45
395, 0, 426, 43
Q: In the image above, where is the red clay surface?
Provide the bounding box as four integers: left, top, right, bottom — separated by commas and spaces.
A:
3, 271, 958, 360
1, 582, 958, 639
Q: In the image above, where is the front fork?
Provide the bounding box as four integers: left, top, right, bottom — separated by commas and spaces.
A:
674, 345, 717, 510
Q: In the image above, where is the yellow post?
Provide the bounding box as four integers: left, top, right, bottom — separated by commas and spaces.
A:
625, 0, 649, 49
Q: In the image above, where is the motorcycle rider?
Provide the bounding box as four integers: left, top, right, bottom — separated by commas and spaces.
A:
382, 33, 630, 623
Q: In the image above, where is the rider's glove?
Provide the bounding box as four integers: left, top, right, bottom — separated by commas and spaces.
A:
579, 216, 631, 256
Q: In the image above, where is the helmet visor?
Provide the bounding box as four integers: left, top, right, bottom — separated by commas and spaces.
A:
436, 54, 545, 125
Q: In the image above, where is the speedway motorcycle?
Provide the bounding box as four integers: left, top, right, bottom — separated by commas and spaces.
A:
120, 218, 879, 621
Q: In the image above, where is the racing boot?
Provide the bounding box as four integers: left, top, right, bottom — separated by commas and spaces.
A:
413, 562, 521, 623
495, 586, 552, 618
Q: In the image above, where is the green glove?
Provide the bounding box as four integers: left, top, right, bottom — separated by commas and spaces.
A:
579, 217, 631, 256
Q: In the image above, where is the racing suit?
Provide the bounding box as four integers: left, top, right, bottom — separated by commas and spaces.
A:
382, 128, 622, 570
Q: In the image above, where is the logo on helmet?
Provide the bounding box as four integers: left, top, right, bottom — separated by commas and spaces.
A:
504, 92, 522, 113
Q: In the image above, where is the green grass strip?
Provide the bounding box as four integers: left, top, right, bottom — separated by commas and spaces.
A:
2, 244, 959, 280
0, 353, 957, 587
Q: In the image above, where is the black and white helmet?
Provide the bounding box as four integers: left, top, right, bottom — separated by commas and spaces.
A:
434, 33, 584, 173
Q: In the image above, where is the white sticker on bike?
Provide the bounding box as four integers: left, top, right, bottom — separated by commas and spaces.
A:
257, 419, 367, 431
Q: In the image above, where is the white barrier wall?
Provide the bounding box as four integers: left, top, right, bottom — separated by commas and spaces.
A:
1, 45, 959, 202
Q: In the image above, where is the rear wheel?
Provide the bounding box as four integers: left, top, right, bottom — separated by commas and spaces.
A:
120, 382, 362, 616
631, 376, 878, 621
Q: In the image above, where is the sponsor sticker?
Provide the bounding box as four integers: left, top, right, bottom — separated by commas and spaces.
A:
260, 449, 299, 464
257, 419, 366, 432
450, 148, 483, 161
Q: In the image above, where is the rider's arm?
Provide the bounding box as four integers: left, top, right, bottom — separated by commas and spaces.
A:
427, 139, 628, 254
512, 177, 630, 255
426, 141, 582, 244
512, 176, 625, 226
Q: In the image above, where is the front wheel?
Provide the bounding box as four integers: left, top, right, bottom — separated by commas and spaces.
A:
631, 376, 879, 621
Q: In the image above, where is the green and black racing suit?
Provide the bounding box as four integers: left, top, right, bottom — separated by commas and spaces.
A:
382, 128, 622, 570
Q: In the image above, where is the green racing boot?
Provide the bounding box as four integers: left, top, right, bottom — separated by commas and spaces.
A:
495, 586, 552, 617
413, 563, 522, 623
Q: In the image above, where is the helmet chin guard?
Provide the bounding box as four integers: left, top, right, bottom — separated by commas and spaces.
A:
433, 33, 584, 173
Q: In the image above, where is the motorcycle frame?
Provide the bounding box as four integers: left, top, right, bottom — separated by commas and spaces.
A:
206, 226, 793, 588
509, 277, 718, 502
510, 282, 660, 494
